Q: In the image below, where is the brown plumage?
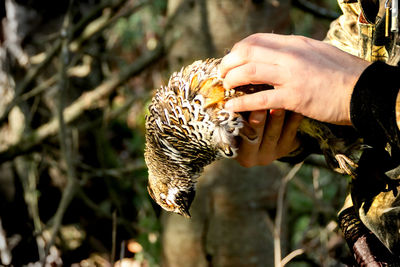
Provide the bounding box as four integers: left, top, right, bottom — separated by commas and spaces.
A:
145, 58, 364, 217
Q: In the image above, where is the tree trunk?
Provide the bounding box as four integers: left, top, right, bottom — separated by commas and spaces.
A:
162, 159, 284, 267
162, 1, 291, 266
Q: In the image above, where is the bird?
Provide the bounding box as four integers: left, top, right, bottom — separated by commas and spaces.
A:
144, 58, 364, 217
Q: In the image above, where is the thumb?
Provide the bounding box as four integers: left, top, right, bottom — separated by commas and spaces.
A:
225, 89, 289, 112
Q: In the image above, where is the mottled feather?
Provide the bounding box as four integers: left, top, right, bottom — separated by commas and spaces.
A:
145, 58, 364, 217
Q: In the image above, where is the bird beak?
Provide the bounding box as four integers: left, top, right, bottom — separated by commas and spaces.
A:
177, 207, 191, 218
174, 186, 195, 218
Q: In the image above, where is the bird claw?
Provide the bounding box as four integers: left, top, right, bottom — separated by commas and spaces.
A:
335, 154, 358, 176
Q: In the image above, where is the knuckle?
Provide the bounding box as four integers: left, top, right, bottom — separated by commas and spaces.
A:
289, 34, 307, 44
232, 37, 258, 62
244, 62, 257, 78
232, 40, 247, 53
235, 43, 253, 63
256, 93, 269, 109
236, 96, 246, 109
231, 41, 242, 52
246, 33, 264, 44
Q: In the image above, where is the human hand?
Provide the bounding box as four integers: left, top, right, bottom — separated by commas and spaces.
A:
220, 33, 371, 125
236, 109, 303, 167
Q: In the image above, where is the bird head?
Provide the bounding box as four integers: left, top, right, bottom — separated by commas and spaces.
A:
146, 174, 195, 218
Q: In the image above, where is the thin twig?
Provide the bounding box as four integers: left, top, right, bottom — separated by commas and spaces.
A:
119, 240, 126, 262
19, 51, 83, 103
0, 43, 163, 163
111, 211, 117, 265
43, 2, 79, 261
291, 176, 336, 216
303, 155, 330, 170
0, 40, 61, 125
0, 218, 11, 265
13, 156, 45, 260
76, 94, 140, 132
275, 162, 303, 267
28, 161, 45, 259
79, 160, 146, 179
264, 211, 275, 236
72, 0, 127, 36
70, 0, 149, 52
281, 249, 305, 266
0, 0, 132, 125
76, 187, 139, 235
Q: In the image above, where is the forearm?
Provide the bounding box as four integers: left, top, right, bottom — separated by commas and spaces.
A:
350, 61, 400, 149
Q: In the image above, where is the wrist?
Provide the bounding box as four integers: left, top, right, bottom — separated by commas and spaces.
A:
342, 60, 371, 125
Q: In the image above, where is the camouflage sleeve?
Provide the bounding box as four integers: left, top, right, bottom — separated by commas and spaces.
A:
323, 0, 360, 56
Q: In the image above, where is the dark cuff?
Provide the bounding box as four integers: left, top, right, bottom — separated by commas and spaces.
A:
350, 61, 400, 147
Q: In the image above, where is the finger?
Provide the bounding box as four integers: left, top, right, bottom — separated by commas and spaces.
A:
225, 89, 291, 113
249, 110, 268, 127
277, 112, 304, 155
258, 109, 286, 156
219, 44, 282, 78
222, 62, 285, 89
236, 111, 267, 166
220, 34, 314, 79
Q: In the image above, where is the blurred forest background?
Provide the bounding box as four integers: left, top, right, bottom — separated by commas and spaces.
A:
0, 0, 355, 266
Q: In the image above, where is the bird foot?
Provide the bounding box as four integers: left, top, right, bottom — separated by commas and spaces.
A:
335, 154, 358, 176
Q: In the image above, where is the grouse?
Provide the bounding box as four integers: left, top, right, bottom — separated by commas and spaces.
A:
145, 58, 363, 217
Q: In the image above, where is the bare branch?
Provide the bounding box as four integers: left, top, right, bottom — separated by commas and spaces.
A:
281, 249, 305, 266
0, 218, 11, 265
0, 0, 135, 125
0, 43, 163, 163
14, 157, 45, 260
274, 162, 303, 267
0, 39, 61, 125
43, 3, 79, 262
111, 210, 117, 265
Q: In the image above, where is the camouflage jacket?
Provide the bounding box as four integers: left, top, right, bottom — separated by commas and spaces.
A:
325, 0, 400, 142
315, 0, 400, 165
323, 0, 400, 256
325, 0, 400, 65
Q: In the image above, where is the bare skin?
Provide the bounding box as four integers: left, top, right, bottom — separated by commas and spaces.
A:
239, 109, 303, 167
220, 33, 371, 167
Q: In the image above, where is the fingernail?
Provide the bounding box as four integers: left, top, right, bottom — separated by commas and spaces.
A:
251, 111, 266, 124
271, 109, 284, 117
217, 67, 224, 79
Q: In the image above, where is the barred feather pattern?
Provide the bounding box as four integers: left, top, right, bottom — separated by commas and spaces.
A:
145, 58, 245, 216
145, 58, 365, 217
